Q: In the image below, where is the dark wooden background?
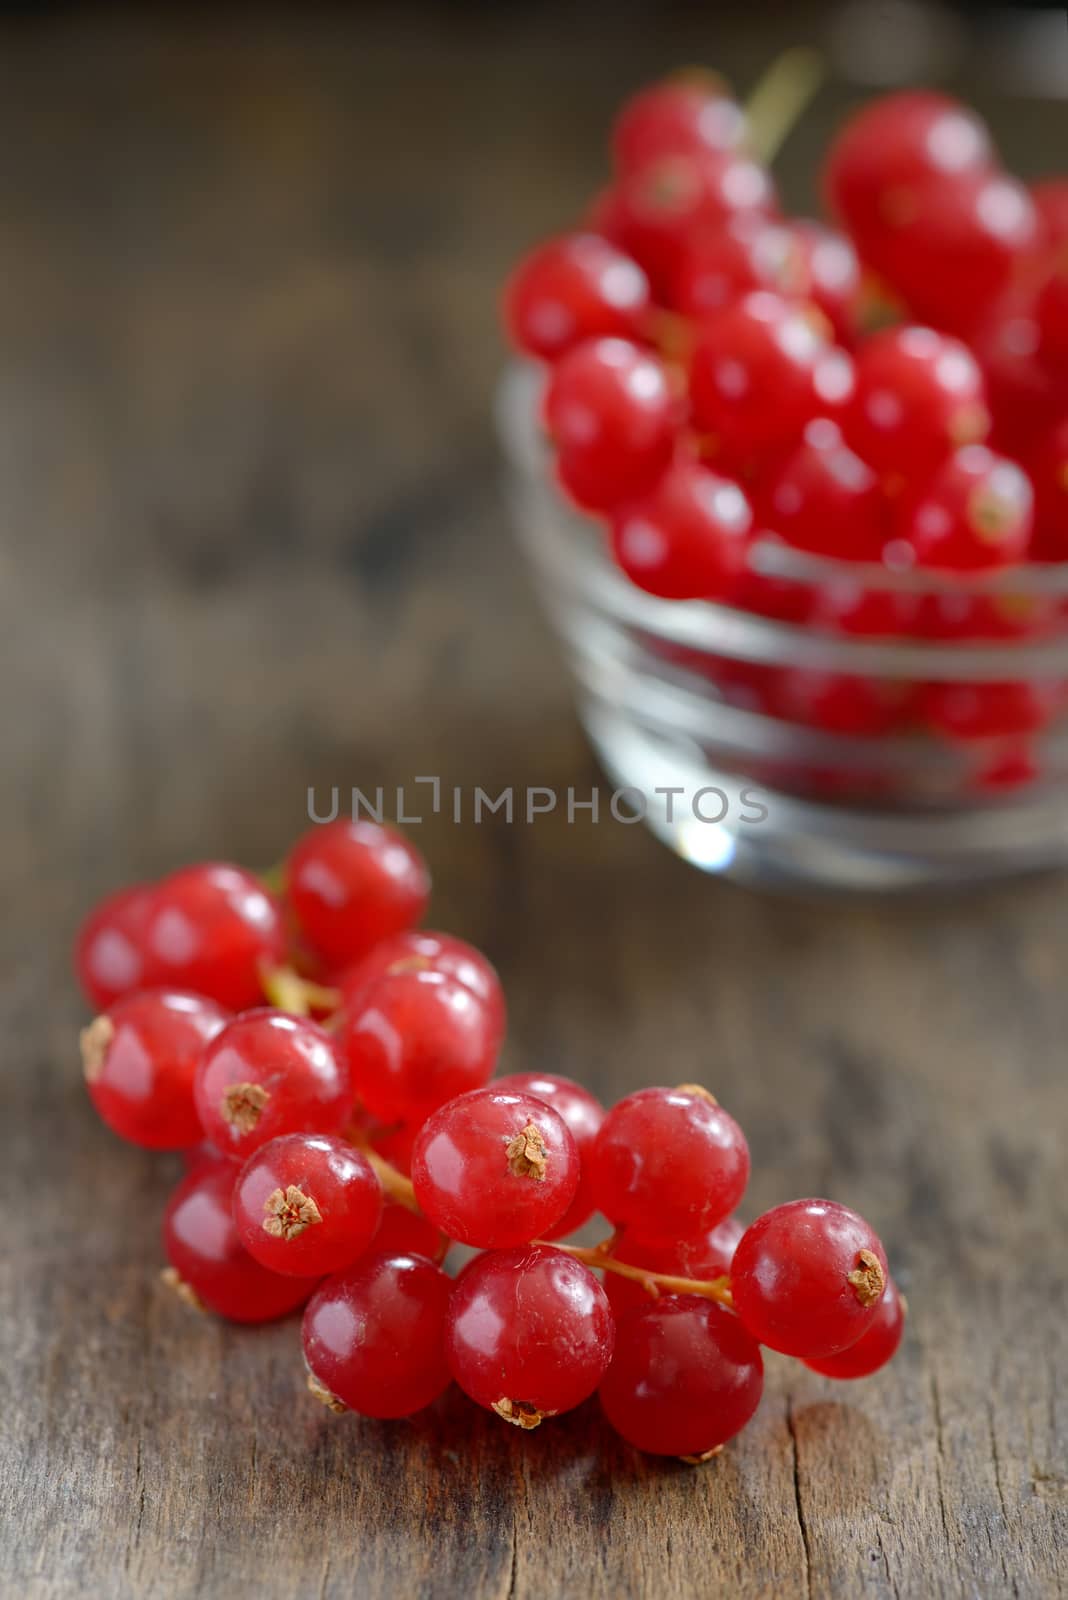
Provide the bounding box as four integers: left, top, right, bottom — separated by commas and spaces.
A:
1, 6, 1065, 1596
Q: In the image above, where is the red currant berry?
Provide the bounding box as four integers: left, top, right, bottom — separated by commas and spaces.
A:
893, 445, 1033, 571
340, 967, 499, 1125
804, 1276, 906, 1379
494, 1071, 606, 1240
182, 1140, 236, 1176
762, 417, 888, 561
612, 75, 747, 174
162, 1163, 318, 1323
601, 1216, 743, 1318
373, 1198, 449, 1265
920, 679, 1059, 741
771, 668, 914, 737
730, 1198, 889, 1359
610, 459, 753, 600
302, 1252, 452, 1418
606, 152, 775, 297
731, 531, 814, 624
74, 883, 160, 1009
286, 820, 429, 969
1031, 179, 1068, 247
81, 989, 229, 1150
791, 220, 862, 344
544, 337, 678, 512
195, 1009, 353, 1159
974, 742, 1042, 795
503, 233, 651, 362
599, 1296, 763, 1457
1026, 418, 1068, 561
338, 929, 505, 1050
845, 325, 990, 480
1036, 262, 1068, 371
590, 1085, 748, 1239
825, 91, 994, 244
671, 215, 809, 319
810, 578, 921, 639
689, 293, 853, 453
446, 1244, 614, 1426
145, 862, 285, 1011
971, 289, 1068, 457
411, 1088, 579, 1249
872, 172, 1040, 336
233, 1133, 382, 1278
912, 590, 1057, 643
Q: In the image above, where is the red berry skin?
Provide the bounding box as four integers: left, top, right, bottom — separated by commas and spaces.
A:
373, 1198, 449, 1265
233, 1133, 382, 1278
671, 215, 810, 320
612, 77, 748, 174
730, 1198, 889, 1359
1031, 179, 1068, 247
825, 91, 994, 245
731, 530, 814, 625
163, 1164, 318, 1323
1026, 419, 1068, 561
872, 171, 1042, 337
286, 820, 430, 970
74, 884, 160, 1009
302, 1252, 452, 1418
195, 1009, 354, 1159
338, 929, 506, 1051
411, 1088, 580, 1249
791, 220, 863, 345
810, 579, 921, 639
844, 325, 990, 481
182, 1140, 237, 1176
689, 293, 854, 454
83, 989, 229, 1150
971, 289, 1068, 458
590, 1086, 749, 1240
145, 863, 286, 1011
893, 446, 1033, 572
599, 1296, 763, 1457
602, 1216, 744, 1319
912, 590, 1057, 643
762, 418, 888, 561
544, 337, 677, 512
805, 1276, 906, 1379
606, 152, 776, 298
920, 680, 1059, 742
446, 1245, 615, 1421
611, 459, 753, 600
494, 1072, 606, 1240
771, 669, 915, 738
1036, 264, 1068, 371
370, 1119, 421, 1178
503, 233, 651, 362
340, 968, 500, 1125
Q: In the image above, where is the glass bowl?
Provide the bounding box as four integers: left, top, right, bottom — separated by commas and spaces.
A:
497, 362, 1068, 890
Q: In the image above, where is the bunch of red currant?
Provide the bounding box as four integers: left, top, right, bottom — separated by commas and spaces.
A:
77, 819, 903, 1460
503, 73, 1068, 757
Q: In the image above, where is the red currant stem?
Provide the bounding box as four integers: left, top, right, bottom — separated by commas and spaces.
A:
258, 862, 286, 896
361, 1147, 421, 1215
260, 964, 341, 1017
537, 1241, 734, 1309
744, 45, 825, 165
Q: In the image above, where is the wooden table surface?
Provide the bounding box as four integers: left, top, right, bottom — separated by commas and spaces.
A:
2, 8, 1065, 1597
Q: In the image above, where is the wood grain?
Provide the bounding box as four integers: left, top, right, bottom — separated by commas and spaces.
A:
0, 8, 1065, 1597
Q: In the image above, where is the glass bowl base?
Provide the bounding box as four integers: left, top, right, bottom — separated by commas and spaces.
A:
580, 697, 1068, 893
